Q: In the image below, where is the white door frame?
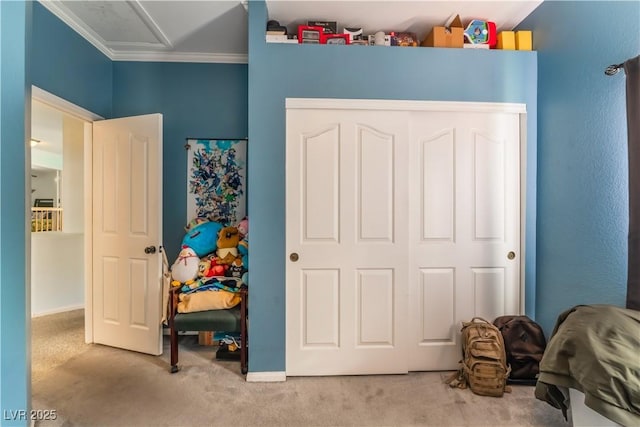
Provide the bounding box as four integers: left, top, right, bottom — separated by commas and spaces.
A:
31, 86, 103, 343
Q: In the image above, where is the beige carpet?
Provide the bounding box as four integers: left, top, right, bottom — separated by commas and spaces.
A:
32, 310, 567, 427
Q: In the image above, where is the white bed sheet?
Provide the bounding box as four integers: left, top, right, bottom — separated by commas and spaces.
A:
568, 388, 622, 427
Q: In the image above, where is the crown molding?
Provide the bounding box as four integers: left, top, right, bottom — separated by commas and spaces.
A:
111, 51, 248, 64
38, 0, 114, 60
128, 0, 173, 48
37, 0, 248, 64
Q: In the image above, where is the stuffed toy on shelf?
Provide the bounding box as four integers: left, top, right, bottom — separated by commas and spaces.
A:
198, 254, 228, 278
181, 218, 223, 258
226, 257, 247, 279
216, 226, 240, 265
236, 217, 248, 239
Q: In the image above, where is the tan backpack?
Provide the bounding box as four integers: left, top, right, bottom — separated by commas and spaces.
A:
446, 317, 511, 397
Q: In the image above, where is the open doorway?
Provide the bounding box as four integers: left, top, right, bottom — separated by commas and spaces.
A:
29, 85, 165, 356
29, 90, 99, 393
29, 89, 167, 419
30, 99, 87, 317
29, 87, 102, 390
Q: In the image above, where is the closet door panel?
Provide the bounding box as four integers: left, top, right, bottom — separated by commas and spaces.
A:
408, 111, 521, 371
286, 108, 409, 376
422, 130, 455, 242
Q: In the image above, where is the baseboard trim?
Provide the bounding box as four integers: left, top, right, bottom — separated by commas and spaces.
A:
162, 329, 198, 336
31, 304, 84, 318
246, 371, 286, 382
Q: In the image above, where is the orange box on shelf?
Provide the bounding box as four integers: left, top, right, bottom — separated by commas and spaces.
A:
516, 31, 532, 50
421, 14, 464, 48
497, 31, 516, 50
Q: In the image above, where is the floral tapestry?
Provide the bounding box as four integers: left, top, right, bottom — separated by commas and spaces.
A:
186, 139, 247, 226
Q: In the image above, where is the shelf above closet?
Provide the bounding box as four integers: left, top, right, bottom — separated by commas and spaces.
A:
265, 0, 542, 42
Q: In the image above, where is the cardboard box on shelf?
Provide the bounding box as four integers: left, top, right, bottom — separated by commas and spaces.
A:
497, 31, 516, 50
421, 14, 464, 48
516, 31, 532, 50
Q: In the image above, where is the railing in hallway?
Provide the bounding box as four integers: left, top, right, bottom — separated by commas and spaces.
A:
31, 207, 63, 232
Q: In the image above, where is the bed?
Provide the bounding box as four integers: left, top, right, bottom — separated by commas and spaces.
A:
534, 304, 640, 426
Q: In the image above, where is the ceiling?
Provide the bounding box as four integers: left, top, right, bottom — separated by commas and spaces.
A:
39, 0, 543, 64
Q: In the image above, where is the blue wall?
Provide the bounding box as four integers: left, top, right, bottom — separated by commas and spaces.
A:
32, 1, 249, 263
1, 4, 248, 420
248, 1, 538, 372
519, 1, 640, 336
0, 2, 31, 425
112, 62, 248, 259
31, 2, 112, 118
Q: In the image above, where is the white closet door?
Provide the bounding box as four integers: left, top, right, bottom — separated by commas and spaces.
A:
286, 109, 409, 376
407, 111, 521, 371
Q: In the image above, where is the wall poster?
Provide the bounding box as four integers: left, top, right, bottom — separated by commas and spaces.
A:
186, 138, 247, 226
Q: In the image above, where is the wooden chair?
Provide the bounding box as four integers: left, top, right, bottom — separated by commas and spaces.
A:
168, 286, 248, 374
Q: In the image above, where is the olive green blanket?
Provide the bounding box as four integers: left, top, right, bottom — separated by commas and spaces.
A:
535, 304, 640, 427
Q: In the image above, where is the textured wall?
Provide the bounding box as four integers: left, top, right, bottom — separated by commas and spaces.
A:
519, 1, 640, 335
112, 62, 248, 260
248, 1, 538, 372
31, 2, 112, 119
0, 1, 31, 423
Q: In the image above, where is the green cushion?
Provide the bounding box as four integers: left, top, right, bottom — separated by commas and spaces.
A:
174, 305, 241, 332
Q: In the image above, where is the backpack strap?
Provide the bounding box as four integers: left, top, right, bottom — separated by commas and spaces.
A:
444, 366, 467, 389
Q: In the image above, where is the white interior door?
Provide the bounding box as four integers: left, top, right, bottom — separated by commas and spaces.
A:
286, 108, 409, 376
407, 111, 521, 371
92, 113, 163, 355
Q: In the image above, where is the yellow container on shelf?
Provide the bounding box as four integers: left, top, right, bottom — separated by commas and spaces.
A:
515, 31, 532, 50
497, 31, 516, 50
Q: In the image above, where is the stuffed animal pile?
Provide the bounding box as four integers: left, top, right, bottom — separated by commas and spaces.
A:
170, 217, 249, 310
171, 218, 249, 313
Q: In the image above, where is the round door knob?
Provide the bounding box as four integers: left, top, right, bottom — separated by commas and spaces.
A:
145, 246, 157, 254
507, 251, 516, 260
289, 253, 299, 262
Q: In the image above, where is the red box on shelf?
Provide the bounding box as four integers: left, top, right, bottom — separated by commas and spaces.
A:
298, 25, 324, 44
321, 33, 350, 45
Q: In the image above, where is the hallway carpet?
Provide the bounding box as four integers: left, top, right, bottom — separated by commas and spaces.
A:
32, 310, 567, 427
